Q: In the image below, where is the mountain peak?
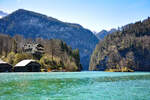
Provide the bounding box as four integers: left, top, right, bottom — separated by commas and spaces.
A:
0, 10, 8, 18
0, 9, 99, 70
100, 30, 108, 33
15, 9, 26, 12
11, 9, 43, 16
96, 29, 117, 40
14, 9, 42, 15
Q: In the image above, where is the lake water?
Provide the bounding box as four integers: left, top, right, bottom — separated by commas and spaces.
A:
0, 72, 150, 100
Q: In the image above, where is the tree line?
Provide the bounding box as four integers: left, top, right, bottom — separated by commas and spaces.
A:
0, 33, 82, 72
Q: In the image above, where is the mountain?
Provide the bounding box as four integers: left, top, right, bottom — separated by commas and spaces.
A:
0, 10, 8, 18
96, 29, 117, 40
89, 17, 150, 71
0, 9, 99, 70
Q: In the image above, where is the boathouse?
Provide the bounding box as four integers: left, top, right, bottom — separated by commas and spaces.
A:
14, 60, 41, 72
0, 59, 12, 72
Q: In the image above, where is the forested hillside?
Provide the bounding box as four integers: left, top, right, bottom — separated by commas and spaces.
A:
0, 9, 98, 70
89, 17, 150, 72
0, 34, 82, 72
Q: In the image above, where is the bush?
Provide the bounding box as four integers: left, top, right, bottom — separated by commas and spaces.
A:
13, 53, 33, 65
5, 52, 16, 65
39, 54, 64, 70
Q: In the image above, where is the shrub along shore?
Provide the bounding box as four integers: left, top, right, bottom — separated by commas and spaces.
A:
0, 34, 82, 72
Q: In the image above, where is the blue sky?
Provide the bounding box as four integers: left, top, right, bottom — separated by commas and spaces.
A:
0, 0, 150, 32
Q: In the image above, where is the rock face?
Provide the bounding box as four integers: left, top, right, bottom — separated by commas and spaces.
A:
96, 29, 117, 40
0, 9, 99, 70
89, 18, 150, 71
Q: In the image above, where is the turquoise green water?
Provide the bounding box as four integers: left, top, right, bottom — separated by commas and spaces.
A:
0, 72, 150, 100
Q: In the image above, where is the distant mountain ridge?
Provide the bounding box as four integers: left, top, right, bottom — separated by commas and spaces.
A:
96, 29, 117, 40
0, 10, 8, 18
0, 9, 99, 70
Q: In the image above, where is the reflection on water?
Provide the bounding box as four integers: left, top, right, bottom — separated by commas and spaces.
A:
0, 72, 150, 100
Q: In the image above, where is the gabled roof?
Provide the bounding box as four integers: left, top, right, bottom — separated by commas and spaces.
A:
15, 59, 36, 67
0, 59, 8, 64
0, 59, 12, 68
